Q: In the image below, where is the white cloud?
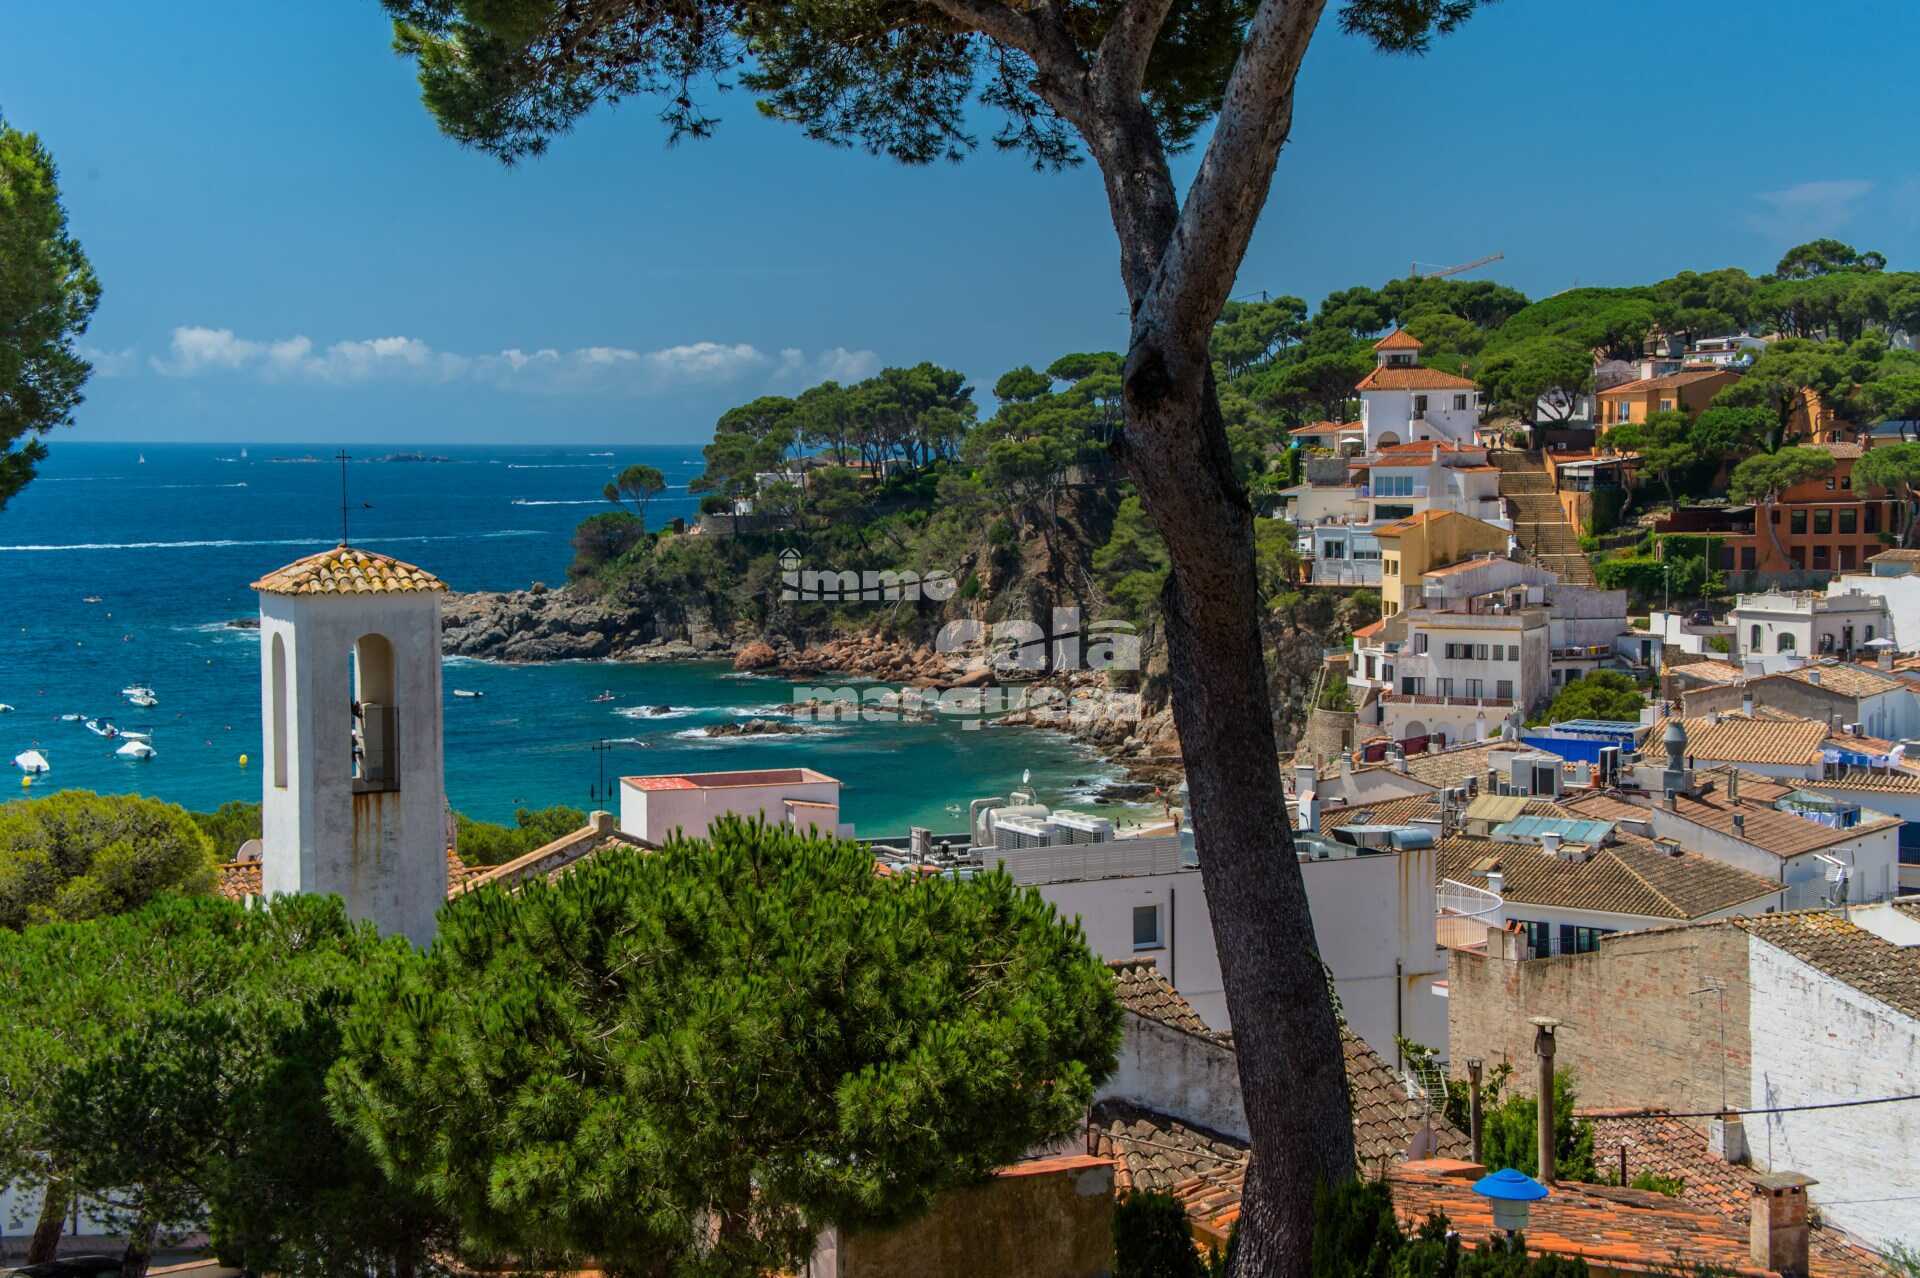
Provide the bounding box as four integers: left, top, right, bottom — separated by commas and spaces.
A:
142, 327, 873, 396
79, 344, 139, 377
1744, 179, 1875, 242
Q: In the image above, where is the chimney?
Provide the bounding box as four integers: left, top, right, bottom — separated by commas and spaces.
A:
1742, 690, 1755, 718
1730, 770, 1740, 804
910, 826, 932, 860
1541, 831, 1562, 859
1807, 669, 1822, 686
1750, 1173, 1817, 1278
1881, 648, 1896, 672
1294, 761, 1318, 797
1709, 1113, 1749, 1165
1734, 813, 1746, 838
1531, 1017, 1560, 1183
590, 809, 617, 835
1487, 867, 1504, 896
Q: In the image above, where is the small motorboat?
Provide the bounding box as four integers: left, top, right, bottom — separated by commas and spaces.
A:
119, 730, 151, 742
82, 595, 103, 604
0, 704, 12, 714
116, 739, 155, 760
452, 689, 484, 698
591, 691, 616, 703
122, 684, 154, 698
84, 719, 120, 739
59, 713, 82, 721
14, 750, 49, 774
127, 692, 158, 708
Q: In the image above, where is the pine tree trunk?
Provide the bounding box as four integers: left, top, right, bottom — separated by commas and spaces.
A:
1120, 355, 1356, 1278
26, 1178, 70, 1264
119, 1218, 156, 1278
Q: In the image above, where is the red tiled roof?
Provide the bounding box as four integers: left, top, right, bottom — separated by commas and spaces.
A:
1291, 419, 1360, 437
1355, 365, 1479, 392
1422, 556, 1508, 577
1353, 618, 1388, 639
1374, 440, 1470, 460
1374, 328, 1424, 351
625, 775, 698, 791
1599, 369, 1739, 396
216, 845, 479, 902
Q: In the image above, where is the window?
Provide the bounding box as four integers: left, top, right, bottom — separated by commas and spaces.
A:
1825, 477, 1836, 490
1866, 505, 1881, 533
1474, 643, 1489, 661
1365, 656, 1377, 679
1842, 475, 1852, 490
1453, 394, 1468, 411
270, 634, 289, 790
1413, 394, 1429, 416
1841, 545, 1857, 571
1814, 545, 1830, 569
1508, 644, 1520, 661
1789, 547, 1806, 570
1562, 925, 1611, 955
1132, 905, 1162, 950
1414, 633, 1429, 654
1354, 547, 1381, 561
1519, 919, 1552, 957
1790, 509, 1808, 535
1436, 677, 1454, 698
1376, 503, 1414, 521
1741, 546, 1756, 570
1778, 632, 1797, 653
1867, 625, 1876, 643
1375, 474, 1414, 497
1385, 559, 1398, 576
1402, 677, 1424, 695
1751, 624, 1763, 650
1659, 399, 1675, 412
1840, 509, 1857, 534
1466, 678, 1484, 699
1324, 540, 1346, 559
1496, 679, 1514, 700
1814, 509, 1832, 535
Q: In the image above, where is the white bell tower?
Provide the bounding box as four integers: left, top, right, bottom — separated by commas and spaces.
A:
253, 544, 449, 946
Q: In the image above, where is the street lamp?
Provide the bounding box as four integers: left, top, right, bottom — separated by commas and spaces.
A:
1473, 1168, 1549, 1236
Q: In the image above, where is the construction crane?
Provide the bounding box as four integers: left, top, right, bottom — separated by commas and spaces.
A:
1409, 252, 1504, 280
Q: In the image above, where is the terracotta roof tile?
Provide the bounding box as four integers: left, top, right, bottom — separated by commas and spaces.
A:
1404, 740, 1528, 789
1654, 714, 1828, 767
1373, 328, 1424, 351
251, 544, 448, 596
216, 844, 478, 902
1801, 768, 1920, 794
1291, 419, 1361, 436
1436, 833, 1779, 920
1867, 548, 1920, 564
1661, 785, 1902, 859
1355, 365, 1479, 392
1668, 660, 1746, 686
1733, 905, 1920, 1022
1107, 958, 1229, 1044
1323, 795, 1444, 830
1780, 662, 1904, 698
1599, 369, 1738, 396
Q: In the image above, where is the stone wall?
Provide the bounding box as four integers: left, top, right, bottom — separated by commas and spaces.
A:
1446, 925, 1752, 1113
1681, 678, 1851, 727
828, 1156, 1115, 1278
1304, 707, 1357, 762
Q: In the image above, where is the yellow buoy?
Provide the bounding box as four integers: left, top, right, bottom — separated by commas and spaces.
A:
238, 754, 249, 768
20, 775, 31, 789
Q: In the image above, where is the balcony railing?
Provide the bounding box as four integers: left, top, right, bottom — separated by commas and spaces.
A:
1310, 559, 1382, 586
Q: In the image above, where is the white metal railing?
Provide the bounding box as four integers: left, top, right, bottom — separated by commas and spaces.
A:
1436, 877, 1502, 950
1311, 560, 1382, 585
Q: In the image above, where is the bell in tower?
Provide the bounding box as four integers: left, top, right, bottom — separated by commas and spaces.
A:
251, 544, 450, 946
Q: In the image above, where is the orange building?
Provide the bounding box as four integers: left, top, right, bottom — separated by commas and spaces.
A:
1657, 443, 1896, 576
1596, 368, 1740, 428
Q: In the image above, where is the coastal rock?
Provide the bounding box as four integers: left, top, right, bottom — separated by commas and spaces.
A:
441, 587, 698, 662
734, 640, 778, 671
226, 617, 260, 631
703, 718, 807, 737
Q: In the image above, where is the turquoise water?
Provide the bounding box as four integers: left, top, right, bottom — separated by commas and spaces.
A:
0, 443, 1115, 832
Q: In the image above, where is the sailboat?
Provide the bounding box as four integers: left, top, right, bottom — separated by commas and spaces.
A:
240, 446, 249, 459
137, 453, 146, 464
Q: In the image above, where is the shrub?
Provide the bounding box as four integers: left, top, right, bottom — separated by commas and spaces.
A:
1114, 1192, 1207, 1278
0, 790, 217, 927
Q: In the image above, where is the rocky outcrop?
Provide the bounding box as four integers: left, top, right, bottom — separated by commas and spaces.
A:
733, 640, 777, 671
441, 588, 734, 663
703, 718, 808, 737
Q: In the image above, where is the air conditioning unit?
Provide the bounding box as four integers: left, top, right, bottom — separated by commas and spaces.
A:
1049, 811, 1115, 844
992, 814, 1055, 851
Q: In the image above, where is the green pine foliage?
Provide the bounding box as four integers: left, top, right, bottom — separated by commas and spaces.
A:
452, 804, 588, 866
0, 790, 217, 928
1529, 672, 1644, 728
1114, 1192, 1210, 1278
330, 815, 1123, 1275
1311, 1179, 1595, 1278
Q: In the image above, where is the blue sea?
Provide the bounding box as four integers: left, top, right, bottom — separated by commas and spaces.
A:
0, 443, 1120, 833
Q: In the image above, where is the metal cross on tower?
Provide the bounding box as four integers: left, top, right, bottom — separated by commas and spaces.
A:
336, 450, 352, 546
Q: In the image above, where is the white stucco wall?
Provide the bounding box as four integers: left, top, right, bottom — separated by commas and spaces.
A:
619, 774, 843, 845
1649, 809, 1899, 907
1829, 571, 1920, 651
1747, 934, 1920, 1252
1097, 1014, 1248, 1141
1036, 868, 1224, 1027
258, 588, 446, 948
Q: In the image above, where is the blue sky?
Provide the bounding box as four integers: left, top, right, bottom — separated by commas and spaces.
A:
6, 1, 1919, 445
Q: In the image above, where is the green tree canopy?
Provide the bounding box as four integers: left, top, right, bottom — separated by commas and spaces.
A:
453, 804, 590, 866
1853, 441, 1920, 546
0, 790, 217, 929
1728, 445, 1836, 504
568, 509, 648, 578
1606, 409, 1693, 504
1535, 672, 1644, 726
0, 114, 100, 512
1476, 337, 1592, 423
1776, 238, 1886, 280
331, 816, 1122, 1275
604, 462, 667, 529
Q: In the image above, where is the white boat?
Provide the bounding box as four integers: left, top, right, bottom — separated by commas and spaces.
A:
84, 719, 119, 738
59, 713, 82, 721
14, 750, 49, 774
116, 740, 155, 760
128, 692, 158, 708
137, 453, 146, 464
0, 704, 12, 714
119, 730, 151, 742
452, 689, 484, 698
122, 684, 154, 698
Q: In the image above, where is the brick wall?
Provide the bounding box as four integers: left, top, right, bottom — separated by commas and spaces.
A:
1446, 925, 1752, 1113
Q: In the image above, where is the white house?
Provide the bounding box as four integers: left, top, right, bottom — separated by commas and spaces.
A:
1357, 329, 1483, 451
1826, 548, 1920, 649
252, 544, 451, 948
619, 767, 850, 844
1730, 588, 1891, 662
1294, 440, 1511, 587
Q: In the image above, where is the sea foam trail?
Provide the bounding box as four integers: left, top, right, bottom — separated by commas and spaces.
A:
0, 531, 542, 553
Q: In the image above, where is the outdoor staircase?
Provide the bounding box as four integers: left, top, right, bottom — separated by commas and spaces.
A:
1493, 450, 1597, 586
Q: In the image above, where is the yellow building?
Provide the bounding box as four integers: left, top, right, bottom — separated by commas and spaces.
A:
1375, 510, 1511, 616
